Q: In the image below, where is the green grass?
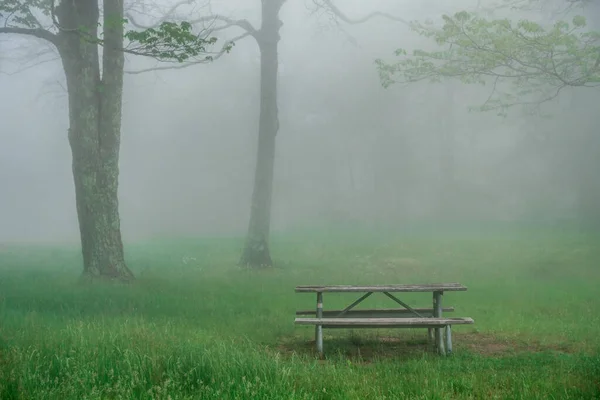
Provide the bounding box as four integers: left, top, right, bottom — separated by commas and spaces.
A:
1, 226, 599, 399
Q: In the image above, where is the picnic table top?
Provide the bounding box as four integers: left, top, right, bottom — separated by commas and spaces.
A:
295, 283, 467, 293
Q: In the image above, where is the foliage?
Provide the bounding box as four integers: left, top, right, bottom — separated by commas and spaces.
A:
490, 0, 589, 12
376, 11, 600, 115
0, 1, 221, 63
0, 0, 52, 28
124, 21, 222, 62
1, 228, 600, 398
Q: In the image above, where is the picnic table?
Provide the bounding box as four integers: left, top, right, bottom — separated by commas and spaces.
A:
294, 283, 474, 356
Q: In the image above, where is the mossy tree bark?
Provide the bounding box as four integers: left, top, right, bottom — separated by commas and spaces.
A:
240, 0, 285, 268
56, 0, 134, 282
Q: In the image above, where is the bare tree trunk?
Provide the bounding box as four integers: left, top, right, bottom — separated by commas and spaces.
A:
240, 0, 284, 268
576, 132, 600, 229
57, 0, 134, 282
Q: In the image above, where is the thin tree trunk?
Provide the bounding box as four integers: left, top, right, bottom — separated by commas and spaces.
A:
576, 136, 600, 229
57, 0, 133, 282
240, 0, 284, 268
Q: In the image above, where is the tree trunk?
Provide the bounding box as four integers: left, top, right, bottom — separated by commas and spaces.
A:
240, 0, 284, 268
57, 0, 134, 282
575, 134, 600, 230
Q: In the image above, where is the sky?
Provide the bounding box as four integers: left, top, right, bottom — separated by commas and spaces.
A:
0, 0, 599, 243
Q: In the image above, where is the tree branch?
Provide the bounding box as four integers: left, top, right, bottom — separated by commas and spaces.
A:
187, 15, 257, 36
126, 0, 196, 29
2, 54, 60, 76
124, 31, 251, 74
314, 0, 409, 26
377, 10, 600, 116
0, 27, 58, 45
126, 5, 257, 47
125, 1, 257, 37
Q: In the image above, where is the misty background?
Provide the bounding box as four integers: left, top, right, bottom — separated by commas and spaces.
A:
1, 0, 599, 243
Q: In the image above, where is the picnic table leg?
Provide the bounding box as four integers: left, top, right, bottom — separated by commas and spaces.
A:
433, 291, 445, 355
445, 325, 452, 355
316, 292, 323, 356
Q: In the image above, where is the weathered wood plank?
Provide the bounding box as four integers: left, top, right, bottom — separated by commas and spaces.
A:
296, 307, 455, 317
316, 292, 323, 355
434, 291, 444, 355
294, 317, 474, 328
383, 292, 424, 317
445, 325, 453, 355
295, 283, 467, 293
336, 292, 373, 317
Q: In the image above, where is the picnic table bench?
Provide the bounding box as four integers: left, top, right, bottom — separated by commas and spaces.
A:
294, 283, 474, 356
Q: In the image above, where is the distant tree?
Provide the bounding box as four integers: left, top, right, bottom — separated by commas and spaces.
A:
134, 0, 442, 267
375, 0, 600, 226
236, 0, 287, 268
0, 0, 221, 282
127, 0, 358, 268
234, 0, 405, 267
235, 0, 405, 266
142, 0, 286, 268
375, 3, 600, 116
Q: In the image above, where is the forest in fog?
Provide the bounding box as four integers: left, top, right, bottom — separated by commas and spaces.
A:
1, 0, 599, 246
1, 3, 600, 398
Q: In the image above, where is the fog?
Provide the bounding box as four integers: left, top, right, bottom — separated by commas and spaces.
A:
1, 0, 599, 243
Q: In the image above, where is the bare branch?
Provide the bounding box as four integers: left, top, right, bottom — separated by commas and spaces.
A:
0, 27, 58, 45
187, 15, 257, 36
0, 54, 60, 75
124, 0, 258, 37
314, 0, 409, 26
207, 20, 247, 34
126, 0, 196, 29
125, 3, 258, 49
124, 31, 251, 75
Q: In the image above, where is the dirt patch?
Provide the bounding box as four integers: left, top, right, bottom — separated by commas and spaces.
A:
460, 333, 576, 356
276, 336, 429, 362
276, 332, 577, 362
459, 333, 517, 356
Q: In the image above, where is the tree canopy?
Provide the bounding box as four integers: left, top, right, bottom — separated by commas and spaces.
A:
376, 6, 600, 115
0, 0, 223, 63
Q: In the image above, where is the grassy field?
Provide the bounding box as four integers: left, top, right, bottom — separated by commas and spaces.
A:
1, 226, 599, 399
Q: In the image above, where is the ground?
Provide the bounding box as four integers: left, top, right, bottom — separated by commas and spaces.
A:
0, 224, 599, 399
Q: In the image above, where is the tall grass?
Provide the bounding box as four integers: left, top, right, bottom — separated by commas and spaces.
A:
0, 226, 599, 399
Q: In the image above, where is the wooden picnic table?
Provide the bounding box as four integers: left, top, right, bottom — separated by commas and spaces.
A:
294, 283, 473, 356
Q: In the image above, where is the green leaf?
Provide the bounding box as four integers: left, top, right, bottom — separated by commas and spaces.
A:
572, 15, 586, 28
124, 21, 219, 62
376, 10, 600, 115
1, 1, 223, 64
